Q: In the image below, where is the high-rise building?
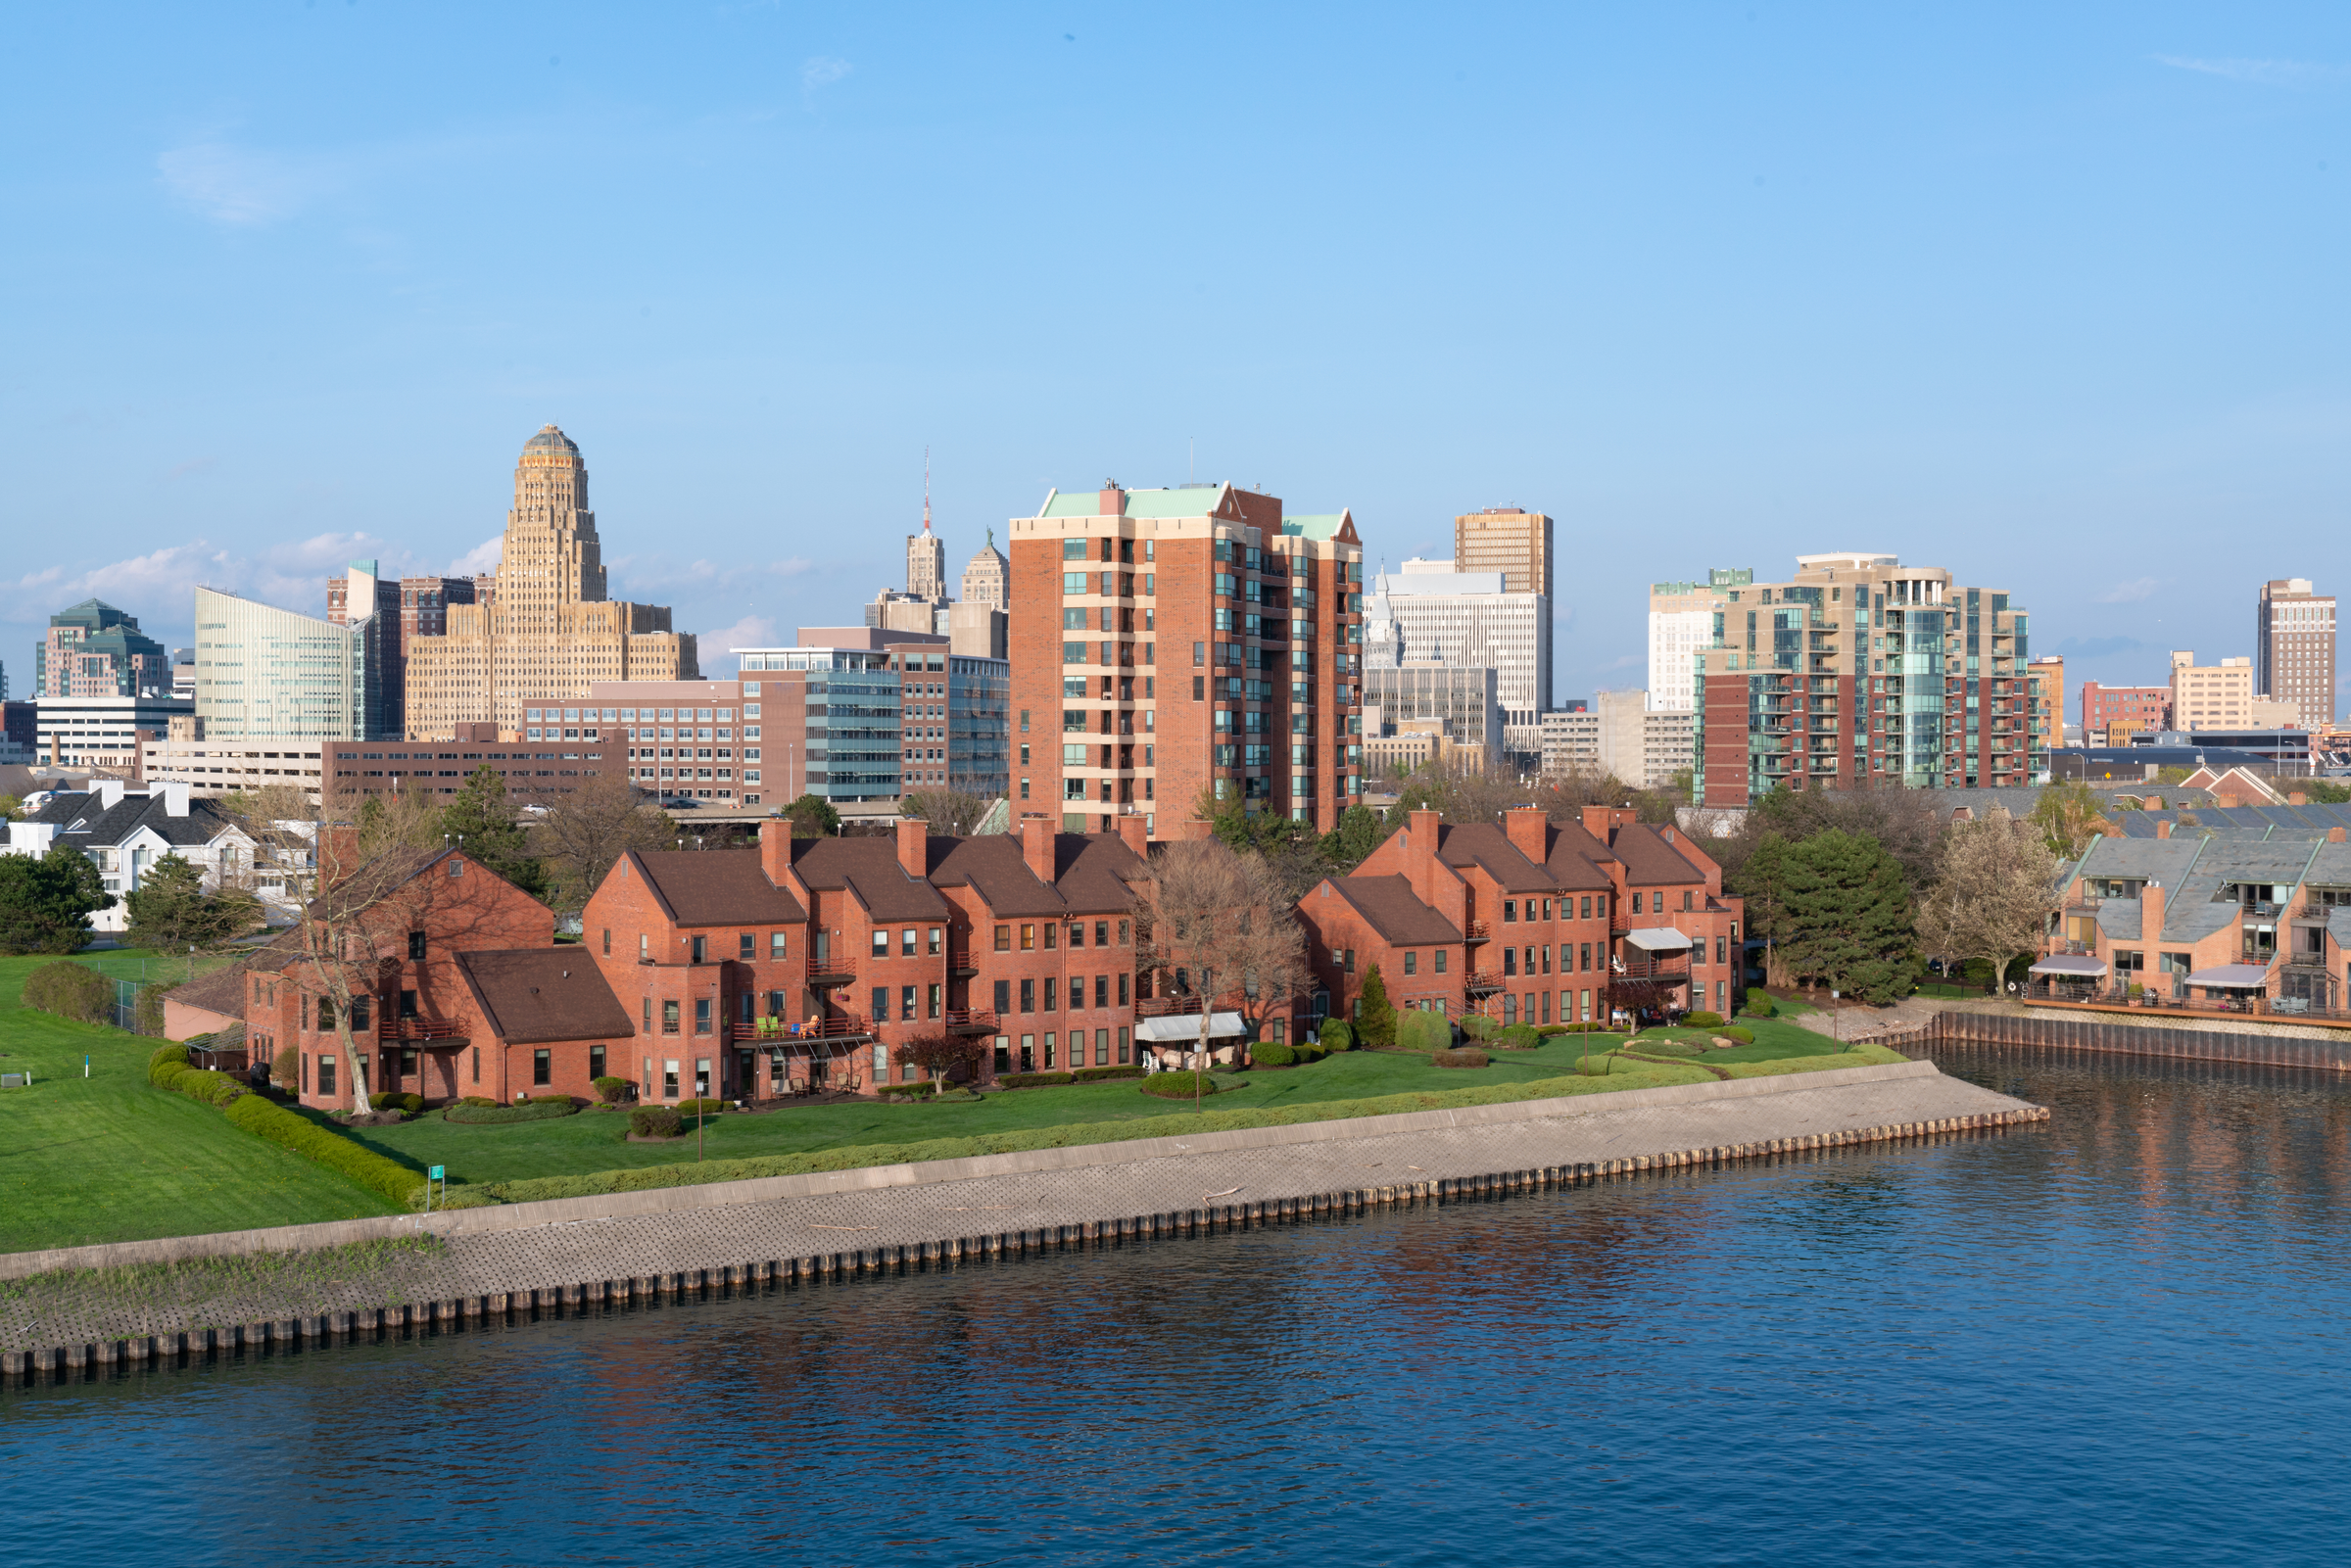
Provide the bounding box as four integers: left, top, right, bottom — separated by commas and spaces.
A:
962, 530, 1009, 610
1364, 559, 1548, 760
725, 630, 1011, 805
2025, 655, 2064, 751
2169, 650, 2262, 731
404, 426, 696, 737
329, 571, 481, 654
32, 692, 193, 774
1695, 553, 2044, 806
1454, 507, 1553, 599
1649, 570, 1752, 711
908, 522, 947, 602
34, 599, 169, 698
1362, 663, 1502, 773
192, 584, 395, 741
2257, 578, 2336, 729
2080, 681, 2171, 744
1005, 482, 1364, 836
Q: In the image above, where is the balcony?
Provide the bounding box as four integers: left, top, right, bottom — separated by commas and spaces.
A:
1462, 921, 1490, 945
946, 948, 979, 978
1464, 972, 1503, 997
379, 1017, 466, 1043
1135, 995, 1208, 1018
806, 955, 857, 987
944, 1009, 998, 1036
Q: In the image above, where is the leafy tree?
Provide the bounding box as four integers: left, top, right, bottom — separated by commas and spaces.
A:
0, 794, 22, 823
1356, 962, 1396, 1048
2030, 782, 2114, 859
1714, 784, 1948, 892
892, 1031, 989, 1087
0, 842, 115, 955
122, 853, 261, 953
1778, 830, 1918, 1004
1916, 807, 2062, 997
784, 793, 840, 838
1730, 831, 1799, 987
1129, 839, 1310, 1107
2298, 779, 2351, 805
439, 766, 548, 898
1318, 803, 1388, 873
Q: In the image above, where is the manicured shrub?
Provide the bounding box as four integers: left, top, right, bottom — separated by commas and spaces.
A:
269, 1048, 298, 1089
1721, 1025, 1754, 1044
148, 1041, 191, 1088
521, 1092, 583, 1110
1459, 1015, 1496, 1042
1071, 1065, 1145, 1081
1743, 993, 1776, 1018
369, 1091, 403, 1111
998, 1070, 1078, 1089
1395, 1010, 1452, 1055
877, 1080, 938, 1098
446, 1099, 578, 1124
592, 1074, 630, 1105
1357, 965, 1396, 1048
1682, 1011, 1725, 1028
671, 1097, 725, 1116
1430, 1048, 1489, 1069
1535, 1023, 1569, 1038
223, 1092, 425, 1208
1253, 1041, 1297, 1068
1138, 1072, 1220, 1099
24, 960, 112, 1025
456, 1095, 497, 1108
1495, 1023, 1541, 1051
1316, 1021, 1355, 1053
628, 1107, 684, 1138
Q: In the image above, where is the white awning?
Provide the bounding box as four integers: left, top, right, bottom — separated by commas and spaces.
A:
2029, 954, 2109, 977
1136, 1011, 1249, 1042
2185, 964, 2272, 988
1624, 927, 1694, 952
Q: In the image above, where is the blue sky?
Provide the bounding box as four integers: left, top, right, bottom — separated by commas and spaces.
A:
6, 3, 2351, 720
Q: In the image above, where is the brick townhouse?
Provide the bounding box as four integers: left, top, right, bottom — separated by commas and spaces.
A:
2036, 824, 2351, 1018
1297, 806, 1745, 1033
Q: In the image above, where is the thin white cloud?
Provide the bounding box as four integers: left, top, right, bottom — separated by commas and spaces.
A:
697, 614, 780, 658
156, 141, 340, 225
2095, 576, 2160, 604
802, 56, 852, 91
450, 536, 504, 578
2154, 55, 2342, 86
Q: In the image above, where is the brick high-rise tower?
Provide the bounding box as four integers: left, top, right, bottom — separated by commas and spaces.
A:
1006, 482, 1364, 838
404, 426, 696, 737
2257, 578, 2336, 729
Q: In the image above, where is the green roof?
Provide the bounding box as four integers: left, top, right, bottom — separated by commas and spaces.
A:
1282, 513, 1348, 540
1037, 485, 1232, 520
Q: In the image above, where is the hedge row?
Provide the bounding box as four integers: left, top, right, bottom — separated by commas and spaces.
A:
1136, 1072, 1222, 1099
444, 1099, 580, 1124
223, 1093, 425, 1209
1430, 1048, 1490, 1069
1682, 1011, 1726, 1028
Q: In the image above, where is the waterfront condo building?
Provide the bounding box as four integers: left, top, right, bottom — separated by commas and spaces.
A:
729, 630, 1012, 805
2256, 579, 2336, 730
404, 426, 696, 738
1695, 553, 2045, 806
1005, 483, 1365, 835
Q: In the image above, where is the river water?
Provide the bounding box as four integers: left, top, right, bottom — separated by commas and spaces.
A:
8, 1045, 2350, 1566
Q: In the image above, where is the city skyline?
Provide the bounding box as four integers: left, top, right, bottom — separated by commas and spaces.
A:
9, 7, 2351, 714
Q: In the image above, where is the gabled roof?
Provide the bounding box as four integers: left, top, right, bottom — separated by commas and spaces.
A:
1602, 822, 1705, 886
788, 836, 953, 921
1538, 820, 1620, 890
26, 789, 240, 850
456, 949, 633, 1045
1326, 875, 1465, 946
1433, 822, 1553, 893
927, 833, 1066, 917
167, 929, 306, 1018
626, 849, 805, 927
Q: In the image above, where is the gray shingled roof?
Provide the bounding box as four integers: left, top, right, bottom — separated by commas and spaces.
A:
30, 789, 239, 849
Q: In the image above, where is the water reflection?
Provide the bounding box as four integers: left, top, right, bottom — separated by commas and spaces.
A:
9, 1048, 2351, 1566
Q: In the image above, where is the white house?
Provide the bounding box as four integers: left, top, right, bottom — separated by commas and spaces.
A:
1, 781, 269, 933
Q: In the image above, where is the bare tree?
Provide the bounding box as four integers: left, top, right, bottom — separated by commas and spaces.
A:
898, 788, 994, 837
1129, 839, 1310, 1109
1915, 806, 2063, 998
531, 775, 675, 914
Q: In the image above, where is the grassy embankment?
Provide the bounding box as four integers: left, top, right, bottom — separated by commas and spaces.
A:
0, 950, 400, 1253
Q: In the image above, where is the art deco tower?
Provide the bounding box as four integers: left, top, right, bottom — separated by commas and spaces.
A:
405, 426, 696, 737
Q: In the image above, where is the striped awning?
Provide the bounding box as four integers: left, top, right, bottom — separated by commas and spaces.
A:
2029, 954, 2108, 977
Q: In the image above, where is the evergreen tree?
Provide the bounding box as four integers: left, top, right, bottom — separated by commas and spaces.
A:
439, 766, 548, 899
1319, 803, 1387, 873
122, 853, 259, 952
784, 793, 840, 838
0, 841, 115, 955
1780, 829, 1918, 1004
1356, 962, 1397, 1047
1730, 831, 1798, 987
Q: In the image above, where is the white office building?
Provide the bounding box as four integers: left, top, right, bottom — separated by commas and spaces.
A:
1648, 569, 1751, 711
193, 582, 395, 742
1365, 558, 1549, 762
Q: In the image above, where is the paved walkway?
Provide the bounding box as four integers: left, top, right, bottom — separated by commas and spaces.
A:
2, 1064, 2036, 1359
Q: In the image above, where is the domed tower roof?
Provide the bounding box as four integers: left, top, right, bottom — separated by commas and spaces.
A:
523, 424, 579, 455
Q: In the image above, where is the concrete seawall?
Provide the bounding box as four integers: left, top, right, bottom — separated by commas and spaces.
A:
1923, 1010, 2351, 1071
2, 1059, 2043, 1382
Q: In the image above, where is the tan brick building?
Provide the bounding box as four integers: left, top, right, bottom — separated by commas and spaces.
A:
405, 426, 696, 738
1005, 483, 1365, 837
1454, 507, 1553, 599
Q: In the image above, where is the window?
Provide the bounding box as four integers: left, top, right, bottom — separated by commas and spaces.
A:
902, 985, 918, 1022
1021, 924, 1035, 951
994, 978, 1011, 1014
1021, 978, 1035, 1013
902, 927, 917, 958
994, 924, 1012, 953
872, 985, 888, 1022
664, 1060, 681, 1098
589, 1044, 605, 1080
408, 930, 426, 960
1118, 1025, 1130, 1064
1068, 922, 1085, 949
533, 1049, 552, 1085
1580, 942, 1592, 972
602, 929, 611, 956
928, 983, 941, 1019
1095, 1028, 1111, 1067
1118, 973, 1129, 1006
1503, 948, 1516, 976
1504, 995, 1517, 1024
1435, 950, 1448, 974
643, 997, 652, 1032
1343, 948, 1356, 974
771, 931, 788, 961
662, 1000, 680, 1034
472, 1046, 481, 1083
1632, 892, 1644, 915
1504, 900, 1517, 923
1404, 951, 1417, 975
1580, 895, 1592, 920
349, 995, 371, 1029
316, 1054, 335, 1095
1043, 977, 1058, 1010
1043, 923, 1058, 950
1096, 921, 1110, 947
692, 935, 707, 964
315, 995, 335, 1030
695, 999, 712, 1034
740, 932, 755, 960
1095, 974, 1109, 1008
640, 932, 650, 961
929, 927, 942, 956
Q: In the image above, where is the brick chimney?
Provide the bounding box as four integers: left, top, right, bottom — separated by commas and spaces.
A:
1580, 804, 1632, 843
759, 816, 793, 884
1114, 814, 1149, 857
2155, 820, 2172, 839
2141, 880, 2166, 946
1504, 805, 1548, 865
2289, 791, 2309, 806
2329, 827, 2346, 844
896, 816, 929, 878
1404, 808, 1442, 906
1023, 816, 1058, 883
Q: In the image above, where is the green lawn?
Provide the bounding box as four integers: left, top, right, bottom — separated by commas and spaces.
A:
0, 950, 399, 1255
343, 1017, 1846, 1187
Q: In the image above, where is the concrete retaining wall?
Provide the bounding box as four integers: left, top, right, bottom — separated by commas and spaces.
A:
1931, 1010, 2351, 1070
